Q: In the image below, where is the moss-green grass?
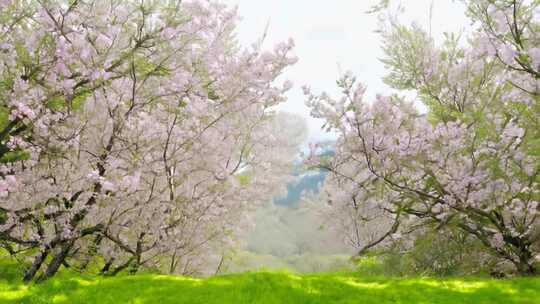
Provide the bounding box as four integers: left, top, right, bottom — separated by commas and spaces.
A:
1, 259, 539, 304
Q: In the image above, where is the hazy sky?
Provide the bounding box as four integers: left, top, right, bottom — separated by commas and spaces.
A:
222, 0, 469, 142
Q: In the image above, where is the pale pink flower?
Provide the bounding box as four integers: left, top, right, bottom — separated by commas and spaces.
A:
10, 103, 36, 121
102, 181, 116, 192
528, 48, 540, 68
499, 45, 517, 65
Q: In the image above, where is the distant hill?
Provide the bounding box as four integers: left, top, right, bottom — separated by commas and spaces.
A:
274, 143, 335, 207
274, 171, 327, 207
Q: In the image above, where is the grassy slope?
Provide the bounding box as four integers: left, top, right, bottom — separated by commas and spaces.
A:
1, 260, 539, 304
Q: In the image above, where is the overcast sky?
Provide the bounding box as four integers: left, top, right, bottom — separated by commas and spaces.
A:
221, 0, 469, 142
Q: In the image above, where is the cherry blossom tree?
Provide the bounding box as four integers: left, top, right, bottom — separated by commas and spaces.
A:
0, 0, 298, 282
306, 0, 540, 275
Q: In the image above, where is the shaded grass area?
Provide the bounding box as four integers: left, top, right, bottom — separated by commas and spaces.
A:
1, 259, 539, 303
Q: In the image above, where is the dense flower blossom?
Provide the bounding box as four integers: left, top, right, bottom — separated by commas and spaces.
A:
307, 0, 540, 274
0, 0, 300, 281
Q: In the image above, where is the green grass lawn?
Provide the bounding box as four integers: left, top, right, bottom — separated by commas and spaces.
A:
1, 259, 539, 304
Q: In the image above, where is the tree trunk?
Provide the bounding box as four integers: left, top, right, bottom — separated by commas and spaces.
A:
215, 255, 225, 275
81, 234, 103, 271
169, 250, 178, 274
100, 258, 115, 275
129, 254, 141, 275
129, 233, 144, 275
37, 240, 74, 282
23, 249, 49, 283
511, 242, 537, 276
110, 257, 134, 276
514, 258, 536, 276
129, 261, 140, 275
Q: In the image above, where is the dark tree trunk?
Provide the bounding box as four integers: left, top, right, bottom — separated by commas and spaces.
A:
81, 234, 103, 272
37, 240, 74, 283
514, 258, 536, 276
169, 250, 178, 274
110, 257, 134, 276
129, 259, 140, 275
128, 233, 144, 275
23, 249, 49, 283
100, 258, 115, 275
509, 239, 536, 276
215, 255, 225, 275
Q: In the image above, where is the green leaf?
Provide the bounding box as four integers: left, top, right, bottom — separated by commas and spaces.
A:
0, 150, 31, 163
47, 96, 67, 111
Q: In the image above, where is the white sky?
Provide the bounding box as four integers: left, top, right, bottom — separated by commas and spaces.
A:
222, 0, 469, 142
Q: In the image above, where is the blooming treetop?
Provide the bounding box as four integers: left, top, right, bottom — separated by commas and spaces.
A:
306, 0, 540, 275
0, 0, 299, 281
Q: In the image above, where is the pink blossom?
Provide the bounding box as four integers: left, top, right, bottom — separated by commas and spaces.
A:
80, 48, 93, 61
91, 69, 111, 81
492, 10, 509, 33
55, 36, 69, 60
61, 79, 76, 94
55, 61, 71, 77
499, 45, 517, 65
4, 175, 17, 189
502, 124, 524, 139
161, 27, 178, 40
491, 233, 505, 248
86, 170, 101, 181
102, 180, 116, 192
282, 80, 293, 91
0, 0, 12, 9
0, 175, 17, 197
0, 187, 8, 198
476, 36, 497, 56
528, 48, 540, 68
121, 172, 141, 192
95, 33, 113, 49
0, 0, 299, 279
61, 227, 73, 240
6, 136, 25, 149
10, 103, 36, 121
